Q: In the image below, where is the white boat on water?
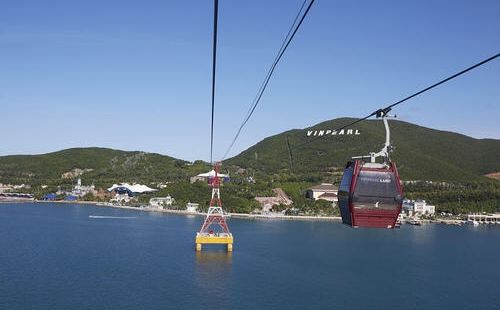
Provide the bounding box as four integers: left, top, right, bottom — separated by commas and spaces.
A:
406, 218, 421, 226
89, 215, 136, 219
466, 220, 480, 226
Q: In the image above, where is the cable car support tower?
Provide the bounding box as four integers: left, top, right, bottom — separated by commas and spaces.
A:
193, 0, 233, 252
195, 162, 233, 252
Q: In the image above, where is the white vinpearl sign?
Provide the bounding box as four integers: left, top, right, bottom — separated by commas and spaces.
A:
306, 129, 360, 137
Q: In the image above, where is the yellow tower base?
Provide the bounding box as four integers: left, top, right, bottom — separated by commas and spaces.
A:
195, 233, 233, 252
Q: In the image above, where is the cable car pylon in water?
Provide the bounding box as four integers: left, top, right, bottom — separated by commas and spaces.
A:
194, 0, 233, 252
338, 108, 404, 229
195, 162, 233, 252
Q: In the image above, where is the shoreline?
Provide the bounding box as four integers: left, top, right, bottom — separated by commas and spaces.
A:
94, 202, 344, 222
3, 200, 493, 225
8, 200, 344, 222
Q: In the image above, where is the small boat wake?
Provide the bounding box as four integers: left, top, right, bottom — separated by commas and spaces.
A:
89, 215, 136, 219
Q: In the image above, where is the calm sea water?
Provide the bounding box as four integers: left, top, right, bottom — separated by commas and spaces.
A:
1, 203, 499, 310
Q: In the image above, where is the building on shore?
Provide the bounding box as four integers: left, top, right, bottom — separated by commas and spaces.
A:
403, 199, 436, 216
0, 192, 34, 202
466, 213, 500, 224
255, 188, 293, 213
43, 193, 57, 201
56, 178, 97, 200
107, 183, 157, 203
0, 183, 31, 193
64, 195, 78, 201
72, 178, 96, 197
306, 183, 338, 203
0, 183, 11, 193
186, 202, 199, 212
149, 196, 175, 209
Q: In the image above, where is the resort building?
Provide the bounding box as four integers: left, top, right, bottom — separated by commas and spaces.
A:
403, 199, 436, 216
306, 183, 338, 202
0, 183, 31, 193
56, 178, 97, 200
0, 183, 12, 193
0, 192, 34, 202
72, 178, 97, 197
43, 193, 57, 201
107, 183, 157, 203
186, 202, 199, 212
255, 188, 293, 213
466, 213, 500, 224
149, 196, 175, 209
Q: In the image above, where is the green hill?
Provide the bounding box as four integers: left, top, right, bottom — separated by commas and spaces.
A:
224, 118, 500, 182
0, 147, 209, 187
1, 119, 498, 186
0, 120, 498, 213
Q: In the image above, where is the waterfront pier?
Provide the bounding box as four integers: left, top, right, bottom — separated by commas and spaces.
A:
467, 213, 500, 224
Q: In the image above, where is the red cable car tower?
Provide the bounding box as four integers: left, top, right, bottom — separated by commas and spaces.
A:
195, 162, 233, 252
194, 0, 233, 251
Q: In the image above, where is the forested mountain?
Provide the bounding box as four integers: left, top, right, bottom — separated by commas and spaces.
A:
225, 118, 500, 182
0, 147, 208, 186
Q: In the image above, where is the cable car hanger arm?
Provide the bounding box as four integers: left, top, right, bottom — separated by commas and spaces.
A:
352, 108, 395, 163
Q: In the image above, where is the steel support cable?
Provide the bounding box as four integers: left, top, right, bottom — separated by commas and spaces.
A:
290, 52, 500, 151
210, 0, 219, 164
240, 0, 308, 124
222, 0, 316, 160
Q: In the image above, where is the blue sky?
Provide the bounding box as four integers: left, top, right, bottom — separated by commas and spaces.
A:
1, 0, 499, 161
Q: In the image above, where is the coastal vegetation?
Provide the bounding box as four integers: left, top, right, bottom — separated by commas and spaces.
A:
404, 181, 499, 214
0, 118, 498, 215
0, 147, 209, 187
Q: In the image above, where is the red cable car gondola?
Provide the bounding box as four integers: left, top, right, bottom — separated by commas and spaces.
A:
338, 109, 404, 228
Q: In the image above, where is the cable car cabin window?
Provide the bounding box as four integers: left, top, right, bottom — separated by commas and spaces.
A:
353, 170, 401, 210
339, 164, 354, 193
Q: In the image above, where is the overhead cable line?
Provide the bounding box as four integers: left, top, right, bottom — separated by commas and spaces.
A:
290, 52, 500, 151
222, 0, 316, 160
210, 0, 219, 164
385, 52, 500, 111
239, 0, 308, 126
